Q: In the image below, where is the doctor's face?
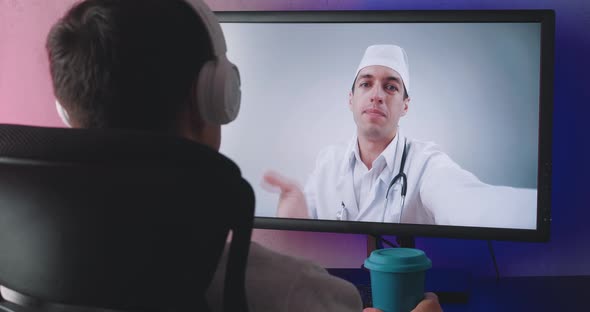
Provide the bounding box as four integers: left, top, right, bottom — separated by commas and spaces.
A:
349, 65, 410, 142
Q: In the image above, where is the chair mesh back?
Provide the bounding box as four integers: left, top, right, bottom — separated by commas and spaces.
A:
0, 124, 254, 312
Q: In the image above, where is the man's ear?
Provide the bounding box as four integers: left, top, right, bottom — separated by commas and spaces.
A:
401, 97, 410, 116
348, 91, 353, 112
55, 99, 72, 128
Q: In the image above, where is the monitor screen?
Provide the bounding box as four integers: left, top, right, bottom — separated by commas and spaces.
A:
217, 10, 554, 241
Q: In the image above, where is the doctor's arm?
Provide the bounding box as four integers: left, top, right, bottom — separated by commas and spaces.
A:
262, 170, 309, 219
419, 151, 537, 229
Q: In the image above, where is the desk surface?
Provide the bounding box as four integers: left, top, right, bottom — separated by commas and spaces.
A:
442, 275, 590, 311
327, 268, 590, 311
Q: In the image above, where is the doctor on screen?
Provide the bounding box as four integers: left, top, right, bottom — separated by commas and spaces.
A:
263, 44, 537, 229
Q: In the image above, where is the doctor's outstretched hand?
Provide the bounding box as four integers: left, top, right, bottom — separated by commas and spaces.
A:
262, 170, 309, 219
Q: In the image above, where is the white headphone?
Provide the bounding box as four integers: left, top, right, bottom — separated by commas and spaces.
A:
55, 0, 241, 127
186, 0, 241, 125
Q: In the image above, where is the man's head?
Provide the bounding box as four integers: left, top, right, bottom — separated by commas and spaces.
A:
46, 0, 240, 150
349, 44, 411, 142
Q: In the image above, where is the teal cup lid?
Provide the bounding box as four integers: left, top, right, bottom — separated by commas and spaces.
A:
364, 248, 432, 273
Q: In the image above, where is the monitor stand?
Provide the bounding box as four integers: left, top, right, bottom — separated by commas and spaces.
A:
366, 234, 415, 255
327, 235, 471, 305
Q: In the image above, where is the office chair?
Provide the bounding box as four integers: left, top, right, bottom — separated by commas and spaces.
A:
0, 124, 254, 312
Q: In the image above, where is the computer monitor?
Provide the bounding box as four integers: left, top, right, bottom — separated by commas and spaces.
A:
217, 10, 554, 242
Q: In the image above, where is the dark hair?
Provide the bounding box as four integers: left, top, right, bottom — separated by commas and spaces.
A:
46, 0, 214, 131
351, 75, 409, 100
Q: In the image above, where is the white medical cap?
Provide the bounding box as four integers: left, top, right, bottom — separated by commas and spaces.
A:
354, 44, 410, 93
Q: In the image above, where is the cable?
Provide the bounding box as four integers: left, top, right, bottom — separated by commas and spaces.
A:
380, 236, 400, 248
371, 235, 415, 249
373, 235, 384, 249
370, 235, 400, 249
487, 240, 500, 282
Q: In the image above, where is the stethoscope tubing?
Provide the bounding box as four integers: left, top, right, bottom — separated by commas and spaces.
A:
338, 138, 409, 222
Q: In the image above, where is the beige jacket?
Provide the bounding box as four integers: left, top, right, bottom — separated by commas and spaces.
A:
1, 241, 363, 312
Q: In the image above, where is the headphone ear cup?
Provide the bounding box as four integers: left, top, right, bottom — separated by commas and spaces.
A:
196, 57, 241, 125
218, 60, 241, 123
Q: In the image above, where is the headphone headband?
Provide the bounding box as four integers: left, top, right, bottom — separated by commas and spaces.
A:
185, 0, 241, 125
184, 0, 226, 56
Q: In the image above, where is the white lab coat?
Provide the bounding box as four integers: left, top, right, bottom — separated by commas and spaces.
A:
303, 129, 537, 229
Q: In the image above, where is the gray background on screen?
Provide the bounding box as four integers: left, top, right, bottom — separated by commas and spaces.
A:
219, 23, 541, 218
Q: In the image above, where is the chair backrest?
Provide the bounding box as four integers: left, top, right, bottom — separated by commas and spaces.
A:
0, 124, 254, 312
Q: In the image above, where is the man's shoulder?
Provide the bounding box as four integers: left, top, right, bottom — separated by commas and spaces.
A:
407, 137, 447, 158
405, 137, 463, 174
248, 241, 324, 271
246, 242, 363, 311
407, 137, 437, 150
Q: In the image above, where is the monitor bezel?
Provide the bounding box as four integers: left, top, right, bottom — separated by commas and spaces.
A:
216, 10, 554, 242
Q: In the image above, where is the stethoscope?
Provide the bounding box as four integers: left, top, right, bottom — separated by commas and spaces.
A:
383, 137, 408, 222
337, 138, 408, 222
